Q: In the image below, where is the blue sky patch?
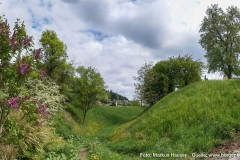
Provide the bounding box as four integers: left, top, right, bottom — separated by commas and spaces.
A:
47, 2, 53, 11
80, 29, 110, 41
42, 17, 52, 25
28, 9, 41, 29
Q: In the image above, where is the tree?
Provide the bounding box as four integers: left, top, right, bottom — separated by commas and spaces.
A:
199, 4, 240, 79
152, 60, 175, 92
133, 61, 153, 106
39, 30, 67, 78
131, 99, 141, 106
74, 66, 106, 125
143, 66, 169, 106
169, 54, 204, 87
137, 55, 203, 106
54, 60, 75, 95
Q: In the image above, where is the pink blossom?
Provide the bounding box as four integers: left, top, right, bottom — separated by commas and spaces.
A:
6, 97, 20, 109
18, 58, 30, 75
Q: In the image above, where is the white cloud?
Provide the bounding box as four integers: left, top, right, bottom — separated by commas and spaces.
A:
0, 0, 238, 99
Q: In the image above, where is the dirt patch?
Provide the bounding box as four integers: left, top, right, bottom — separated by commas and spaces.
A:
205, 132, 240, 160
78, 148, 87, 160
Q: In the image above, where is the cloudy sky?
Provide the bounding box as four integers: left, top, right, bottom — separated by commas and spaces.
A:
1, 0, 239, 100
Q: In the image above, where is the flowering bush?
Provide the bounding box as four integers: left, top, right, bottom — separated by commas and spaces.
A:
0, 15, 65, 158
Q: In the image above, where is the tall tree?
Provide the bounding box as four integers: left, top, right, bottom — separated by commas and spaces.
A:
199, 4, 240, 79
39, 30, 67, 78
74, 66, 106, 125
133, 61, 153, 106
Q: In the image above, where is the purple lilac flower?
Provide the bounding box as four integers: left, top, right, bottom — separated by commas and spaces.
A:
23, 35, 32, 47
34, 49, 41, 59
18, 58, 30, 75
39, 68, 46, 80
6, 97, 20, 109
10, 31, 17, 50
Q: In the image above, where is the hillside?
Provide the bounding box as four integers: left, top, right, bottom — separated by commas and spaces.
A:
53, 80, 240, 159
107, 80, 240, 159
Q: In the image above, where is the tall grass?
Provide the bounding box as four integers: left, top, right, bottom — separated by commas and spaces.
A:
108, 80, 240, 159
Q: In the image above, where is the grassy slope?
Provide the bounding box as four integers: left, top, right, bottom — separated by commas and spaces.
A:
108, 80, 240, 159
54, 80, 240, 159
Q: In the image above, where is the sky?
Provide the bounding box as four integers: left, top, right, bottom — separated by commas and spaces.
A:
1, 0, 239, 100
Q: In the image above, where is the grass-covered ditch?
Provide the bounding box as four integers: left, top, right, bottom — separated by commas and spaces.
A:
52, 80, 240, 159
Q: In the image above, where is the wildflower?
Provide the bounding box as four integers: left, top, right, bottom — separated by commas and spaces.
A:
18, 58, 30, 75
39, 68, 46, 80
6, 97, 20, 109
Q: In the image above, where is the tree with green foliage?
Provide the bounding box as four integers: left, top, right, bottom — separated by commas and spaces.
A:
137, 55, 203, 106
55, 60, 75, 95
199, 4, 240, 79
151, 60, 175, 92
39, 30, 68, 78
168, 54, 204, 87
130, 99, 141, 106
74, 66, 106, 125
133, 61, 153, 106
143, 68, 169, 106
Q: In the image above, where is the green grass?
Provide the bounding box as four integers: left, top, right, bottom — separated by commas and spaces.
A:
108, 80, 240, 159
50, 104, 144, 159
52, 79, 240, 159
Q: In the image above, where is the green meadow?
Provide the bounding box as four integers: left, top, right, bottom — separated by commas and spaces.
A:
50, 80, 240, 159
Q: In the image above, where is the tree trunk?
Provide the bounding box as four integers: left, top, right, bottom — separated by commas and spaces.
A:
82, 110, 87, 125
228, 65, 232, 79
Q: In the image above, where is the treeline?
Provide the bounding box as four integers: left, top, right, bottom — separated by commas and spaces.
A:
108, 90, 128, 101
134, 55, 204, 106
